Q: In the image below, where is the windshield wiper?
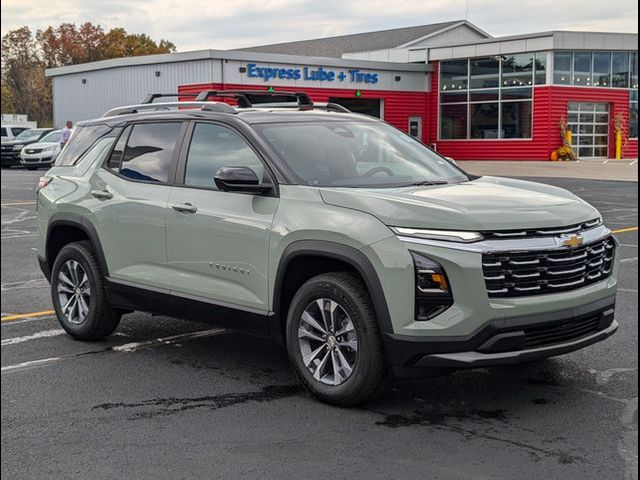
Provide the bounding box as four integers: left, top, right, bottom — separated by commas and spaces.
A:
406, 180, 450, 186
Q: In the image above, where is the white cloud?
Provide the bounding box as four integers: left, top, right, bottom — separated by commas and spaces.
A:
1, 0, 638, 51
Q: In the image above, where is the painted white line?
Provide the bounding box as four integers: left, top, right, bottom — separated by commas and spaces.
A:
618, 288, 639, 293
620, 257, 638, 263
1, 328, 227, 373
1, 357, 62, 372
1, 328, 66, 346
113, 328, 226, 352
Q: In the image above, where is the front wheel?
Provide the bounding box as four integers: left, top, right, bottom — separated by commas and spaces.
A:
51, 241, 121, 340
286, 272, 387, 406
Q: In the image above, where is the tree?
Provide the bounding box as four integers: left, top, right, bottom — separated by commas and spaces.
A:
1, 23, 176, 126
1, 85, 16, 113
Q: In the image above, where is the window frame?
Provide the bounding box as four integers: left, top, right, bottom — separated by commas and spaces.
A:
101, 120, 188, 186
173, 120, 280, 197
438, 58, 535, 141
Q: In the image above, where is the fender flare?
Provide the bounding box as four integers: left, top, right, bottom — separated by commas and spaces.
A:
272, 240, 393, 334
46, 213, 110, 277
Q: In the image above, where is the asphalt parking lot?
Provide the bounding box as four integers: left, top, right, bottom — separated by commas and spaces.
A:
1, 169, 637, 480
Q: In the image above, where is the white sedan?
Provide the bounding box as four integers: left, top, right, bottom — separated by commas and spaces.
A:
20, 130, 62, 169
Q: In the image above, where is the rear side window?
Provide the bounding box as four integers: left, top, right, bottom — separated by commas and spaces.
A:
55, 124, 112, 166
119, 123, 182, 183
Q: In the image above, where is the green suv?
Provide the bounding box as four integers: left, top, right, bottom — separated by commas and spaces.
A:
37, 91, 619, 405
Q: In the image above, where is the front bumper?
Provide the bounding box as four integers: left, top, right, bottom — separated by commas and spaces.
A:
20, 152, 56, 166
383, 295, 617, 376
1, 151, 20, 166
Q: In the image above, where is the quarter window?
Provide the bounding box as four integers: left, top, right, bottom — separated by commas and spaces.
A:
119, 123, 182, 183
184, 123, 265, 189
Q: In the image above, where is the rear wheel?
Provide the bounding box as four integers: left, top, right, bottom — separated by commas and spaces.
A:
286, 272, 387, 406
51, 241, 121, 340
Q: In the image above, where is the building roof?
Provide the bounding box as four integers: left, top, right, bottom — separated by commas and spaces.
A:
238, 20, 489, 57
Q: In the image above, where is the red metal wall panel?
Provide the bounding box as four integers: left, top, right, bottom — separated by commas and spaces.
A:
426, 61, 638, 160
179, 82, 429, 142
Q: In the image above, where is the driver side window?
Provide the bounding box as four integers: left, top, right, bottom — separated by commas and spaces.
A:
184, 123, 264, 189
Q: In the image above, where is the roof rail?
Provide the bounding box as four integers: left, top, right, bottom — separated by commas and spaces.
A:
324, 102, 351, 113
195, 90, 314, 108
103, 101, 237, 117
141, 93, 199, 104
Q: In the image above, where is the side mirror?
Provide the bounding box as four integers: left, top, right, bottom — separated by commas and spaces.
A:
214, 166, 272, 194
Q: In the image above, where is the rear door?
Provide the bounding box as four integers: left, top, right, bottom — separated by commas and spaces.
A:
90, 121, 187, 289
165, 121, 279, 313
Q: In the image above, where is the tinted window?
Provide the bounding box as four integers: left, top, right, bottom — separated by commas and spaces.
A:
120, 123, 182, 183
0, 128, 6, 136
184, 123, 264, 189
106, 126, 131, 171
55, 124, 112, 166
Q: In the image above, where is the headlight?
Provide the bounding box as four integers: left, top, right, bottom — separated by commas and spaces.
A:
13, 144, 24, 151
44, 145, 57, 152
391, 227, 483, 243
411, 252, 453, 321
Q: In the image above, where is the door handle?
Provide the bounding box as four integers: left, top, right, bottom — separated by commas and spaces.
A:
91, 189, 113, 200
171, 203, 198, 214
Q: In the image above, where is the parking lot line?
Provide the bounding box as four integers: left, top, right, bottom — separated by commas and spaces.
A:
1, 310, 55, 322
1, 201, 36, 208
612, 226, 638, 234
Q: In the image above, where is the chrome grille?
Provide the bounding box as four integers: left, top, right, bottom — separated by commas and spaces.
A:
483, 236, 615, 297
482, 219, 601, 239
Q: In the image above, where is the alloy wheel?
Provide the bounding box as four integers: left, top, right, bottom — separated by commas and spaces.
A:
298, 298, 358, 386
57, 259, 91, 325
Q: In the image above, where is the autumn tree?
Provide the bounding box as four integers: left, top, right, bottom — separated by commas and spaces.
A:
1, 23, 176, 125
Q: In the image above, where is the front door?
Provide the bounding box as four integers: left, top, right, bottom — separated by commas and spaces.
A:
568, 102, 610, 159
165, 122, 279, 313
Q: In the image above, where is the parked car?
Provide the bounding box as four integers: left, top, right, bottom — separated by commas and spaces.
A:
20, 130, 62, 170
36, 90, 619, 406
1, 125, 31, 142
1, 128, 54, 168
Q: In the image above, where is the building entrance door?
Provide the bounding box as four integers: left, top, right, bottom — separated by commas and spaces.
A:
568, 102, 610, 158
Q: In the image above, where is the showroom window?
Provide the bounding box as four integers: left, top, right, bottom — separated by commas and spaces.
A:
552, 50, 638, 88
439, 56, 536, 140
612, 52, 630, 87
631, 90, 638, 139
553, 51, 572, 84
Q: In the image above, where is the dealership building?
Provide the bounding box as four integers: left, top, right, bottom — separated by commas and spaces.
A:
46, 20, 638, 160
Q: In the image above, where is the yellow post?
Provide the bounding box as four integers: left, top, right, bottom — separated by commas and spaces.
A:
615, 131, 622, 159
565, 130, 572, 146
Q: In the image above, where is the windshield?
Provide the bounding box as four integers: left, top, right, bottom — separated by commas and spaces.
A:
40, 130, 61, 143
15, 129, 46, 142
255, 121, 469, 188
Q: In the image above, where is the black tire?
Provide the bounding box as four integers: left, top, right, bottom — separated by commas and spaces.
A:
50, 240, 121, 340
286, 272, 387, 406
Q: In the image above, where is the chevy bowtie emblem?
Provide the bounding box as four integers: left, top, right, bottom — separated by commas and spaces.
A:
561, 234, 584, 249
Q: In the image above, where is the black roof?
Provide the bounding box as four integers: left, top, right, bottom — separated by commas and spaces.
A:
238, 20, 469, 57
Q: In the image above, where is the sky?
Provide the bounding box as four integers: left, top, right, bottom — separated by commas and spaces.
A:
1, 0, 638, 52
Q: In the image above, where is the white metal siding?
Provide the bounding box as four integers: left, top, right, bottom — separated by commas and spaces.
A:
403, 25, 487, 49
52, 60, 217, 127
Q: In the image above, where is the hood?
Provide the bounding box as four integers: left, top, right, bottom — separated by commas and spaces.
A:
23, 141, 59, 150
319, 176, 600, 231
1, 138, 38, 146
